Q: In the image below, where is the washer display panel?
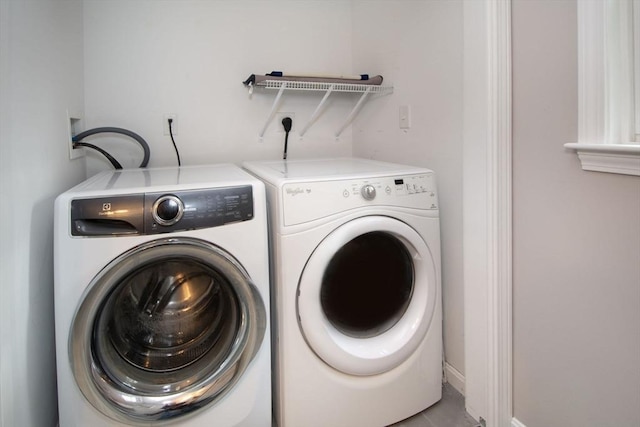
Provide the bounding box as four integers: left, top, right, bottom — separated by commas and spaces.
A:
298, 216, 437, 376
70, 237, 266, 424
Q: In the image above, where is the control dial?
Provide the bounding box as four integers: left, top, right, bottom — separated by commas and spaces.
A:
361, 184, 377, 201
152, 195, 184, 226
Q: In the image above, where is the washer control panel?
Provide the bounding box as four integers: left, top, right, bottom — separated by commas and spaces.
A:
71, 185, 253, 236
282, 173, 437, 226
144, 186, 253, 234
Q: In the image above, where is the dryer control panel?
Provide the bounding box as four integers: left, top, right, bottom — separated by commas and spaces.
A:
71, 186, 253, 236
281, 173, 437, 226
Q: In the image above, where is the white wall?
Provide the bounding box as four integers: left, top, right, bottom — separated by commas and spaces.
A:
351, 0, 465, 381
83, 0, 467, 383
0, 3, 466, 426
0, 1, 86, 426
512, 1, 640, 425
82, 0, 356, 175
6, 2, 638, 426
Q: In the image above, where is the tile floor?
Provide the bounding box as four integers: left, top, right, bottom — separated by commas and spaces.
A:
388, 383, 481, 427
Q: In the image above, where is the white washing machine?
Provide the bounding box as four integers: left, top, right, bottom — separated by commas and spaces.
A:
242, 157, 442, 427
54, 164, 271, 426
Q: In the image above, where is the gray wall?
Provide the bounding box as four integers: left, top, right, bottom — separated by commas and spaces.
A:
512, 1, 640, 425
0, 0, 86, 425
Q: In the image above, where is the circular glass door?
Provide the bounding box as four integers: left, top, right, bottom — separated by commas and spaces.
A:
297, 216, 437, 376
69, 237, 265, 424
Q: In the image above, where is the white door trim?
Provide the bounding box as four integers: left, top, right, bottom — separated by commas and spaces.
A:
463, 1, 513, 426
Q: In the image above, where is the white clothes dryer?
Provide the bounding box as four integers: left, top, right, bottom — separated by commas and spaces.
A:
54, 164, 271, 426
243, 157, 442, 427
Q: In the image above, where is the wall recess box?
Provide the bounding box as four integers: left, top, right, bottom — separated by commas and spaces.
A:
67, 110, 84, 159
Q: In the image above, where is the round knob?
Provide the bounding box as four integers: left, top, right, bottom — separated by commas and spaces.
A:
152, 195, 184, 226
361, 184, 376, 201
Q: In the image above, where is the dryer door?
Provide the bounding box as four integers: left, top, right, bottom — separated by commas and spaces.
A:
297, 215, 437, 376
69, 237, 266, 424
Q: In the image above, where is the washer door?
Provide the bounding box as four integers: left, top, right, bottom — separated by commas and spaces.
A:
297, 216, 437, 376
70, 237, 266, 424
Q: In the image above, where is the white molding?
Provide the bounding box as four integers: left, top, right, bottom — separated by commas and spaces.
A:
444, 362, 465, 396
577, 0, 606, 144
568, 0, 640, 175
462, 0, 490, 419
463, 0, 512, 426
486, 1, 513, 426
604, 0, 635, 143
577, 0, 635, 144
511, 418, 527, 427
564, 143, 640, 176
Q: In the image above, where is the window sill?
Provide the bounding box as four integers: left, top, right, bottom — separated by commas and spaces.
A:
564, 143, 640, 176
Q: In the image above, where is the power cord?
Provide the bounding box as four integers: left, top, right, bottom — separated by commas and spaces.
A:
168, 118, 181, 166
282, 117, 292, 160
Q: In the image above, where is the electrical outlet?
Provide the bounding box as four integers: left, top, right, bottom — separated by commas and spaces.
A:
164, 114, 178, 136
67, 110, 84, 160
275, 112, 295, 133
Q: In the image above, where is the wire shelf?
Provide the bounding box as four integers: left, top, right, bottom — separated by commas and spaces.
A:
246, 78, 393, 138
259, 80, 394, 94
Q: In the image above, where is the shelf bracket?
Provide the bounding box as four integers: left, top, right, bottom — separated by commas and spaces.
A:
259, 82, 288, 138
335, 86, 372, 138
299, 85, 335, 137
246, 78, 393, 139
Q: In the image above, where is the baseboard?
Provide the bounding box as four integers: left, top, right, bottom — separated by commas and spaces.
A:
444, 362, 465, 396
512, 417, 527, 427
444, 363, 524, 427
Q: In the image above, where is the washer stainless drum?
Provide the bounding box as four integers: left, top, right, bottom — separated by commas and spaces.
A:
243, 157, 442, 427
54, 165, 271, 427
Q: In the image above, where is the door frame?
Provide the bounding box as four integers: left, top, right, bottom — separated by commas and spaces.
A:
463, 1, 513, 426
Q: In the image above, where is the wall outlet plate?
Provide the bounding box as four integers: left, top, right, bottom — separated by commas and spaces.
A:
399, 105, 411, 129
